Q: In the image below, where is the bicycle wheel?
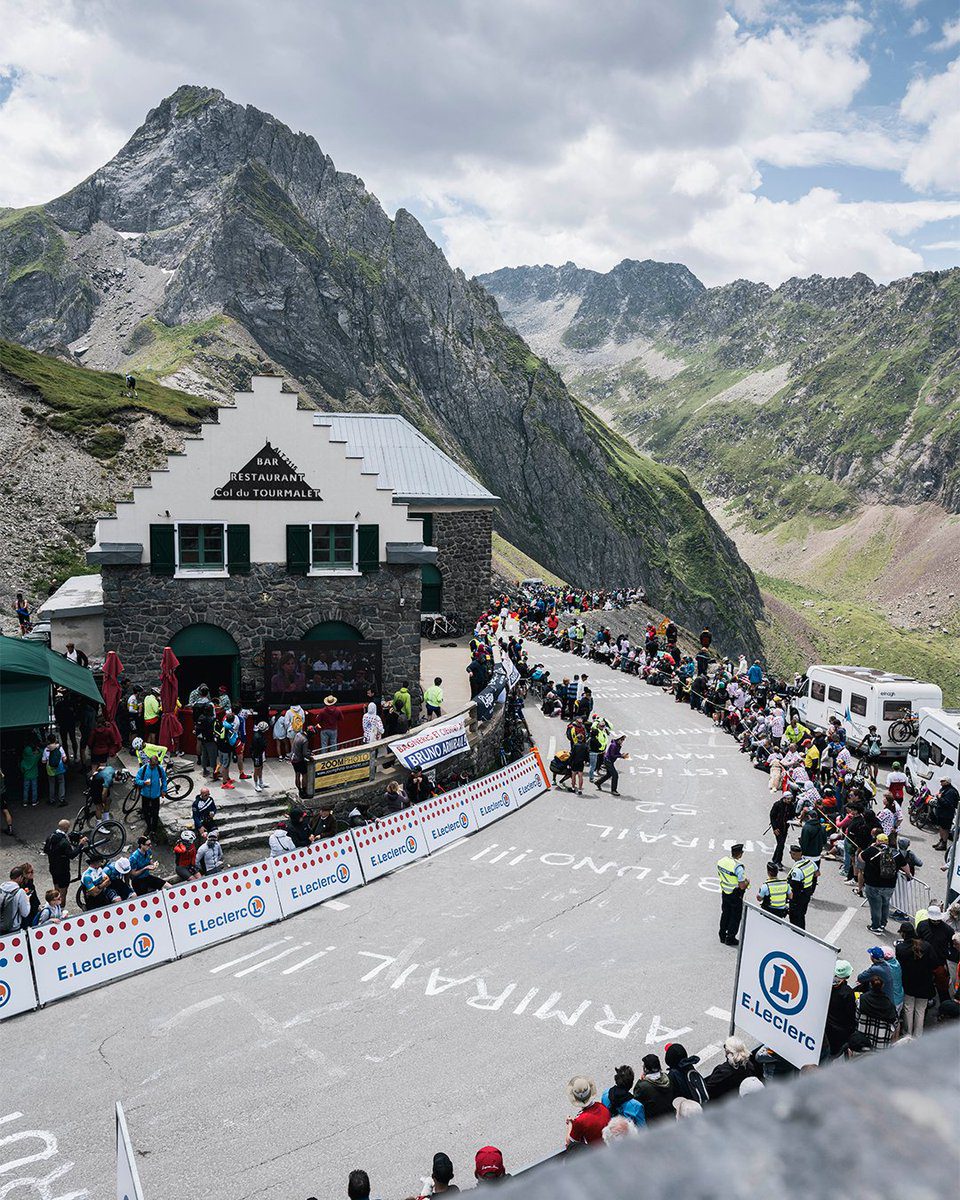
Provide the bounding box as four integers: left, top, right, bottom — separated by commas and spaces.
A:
89, 819, 125, 860
76, 883, 88, 911
121, 786, 141, 818
889, 719, 912, 744
71, 804, 93, 836
166, 772, 194, 800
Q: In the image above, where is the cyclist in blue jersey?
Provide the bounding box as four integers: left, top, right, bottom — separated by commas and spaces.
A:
128, 836, 166, 894
81, 853, 120, 909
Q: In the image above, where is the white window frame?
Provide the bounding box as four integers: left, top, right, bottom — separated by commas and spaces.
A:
174, 521, 230, 579
308, 522, 360, 577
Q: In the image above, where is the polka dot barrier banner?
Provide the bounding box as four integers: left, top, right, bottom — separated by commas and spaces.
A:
29, 894, 176, 1005
413, 785, 480, 850
507, 748, 551, 808
165, 861, 284, 958
0, 932, 39, 1019
272, 832, 364, 918
350, 808, 430, 882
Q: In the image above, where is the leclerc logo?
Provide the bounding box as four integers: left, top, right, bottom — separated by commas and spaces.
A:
248, 895, 266, 919
0, 979, 10, 1009
132, 933, 155, 960
458, 812, 469, 829
336, 864, 350, 884
759, 952, 808, 1015
406, 835, 418, 853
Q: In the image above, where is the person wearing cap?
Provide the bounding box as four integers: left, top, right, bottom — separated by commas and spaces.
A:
825, 961, 857, 1056
881, 945, 904, 1012
80, 852, 120, 908
787, 844, 818, 930
757, 861, 790, 917
474, 1146, 508, 1184
857, 946, 895, 1003
631, 1054, 674, 1122
717, 843, 749, 945
269, 821, 296, 856
917, 905, 954, 999
860, 831, 897, 934
886, 761, 908, 803
317, 696, 343, 752
565, 1076, 610, 1145
196, 829, 224, 876
315, 803, 337, 840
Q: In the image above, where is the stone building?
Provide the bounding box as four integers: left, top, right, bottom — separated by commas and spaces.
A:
85, 376, 496, 702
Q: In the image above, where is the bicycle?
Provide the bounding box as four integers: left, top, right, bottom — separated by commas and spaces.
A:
71, 795, 126, 859
908, 785, 934, 831
72, 836, 128, 911
120, 765, 194, 818
888, 715, 919, 745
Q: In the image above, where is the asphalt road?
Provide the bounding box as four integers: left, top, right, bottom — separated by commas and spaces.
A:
1, 644, 941, 1200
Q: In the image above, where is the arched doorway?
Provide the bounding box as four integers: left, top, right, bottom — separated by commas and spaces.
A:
421, 564, 443, 614
171, 623, 240, 702
303, 620, 363, 642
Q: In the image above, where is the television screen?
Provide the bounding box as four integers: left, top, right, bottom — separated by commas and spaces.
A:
264, 640, 382, 706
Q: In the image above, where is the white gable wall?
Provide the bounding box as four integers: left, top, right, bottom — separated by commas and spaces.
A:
94, 378, 421, 562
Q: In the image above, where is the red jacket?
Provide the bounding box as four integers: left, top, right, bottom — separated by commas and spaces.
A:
174, 842, 197, 871
569, 1102, 610, 1144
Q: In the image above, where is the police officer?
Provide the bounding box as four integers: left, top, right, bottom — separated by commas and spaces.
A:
757, 861, 790, 917
717, 843, 749, 946
787, 843, 818, 929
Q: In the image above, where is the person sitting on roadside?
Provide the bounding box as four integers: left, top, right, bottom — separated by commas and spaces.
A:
34, 887, 65, 926
269, 821, 297, 856
406, 768, 432, 807
192, 787, 217, 838
474, 1147, 509, 1185
385, 780, 407, 813
287, 806, 314, 847
128, 836, 166, 893
104, 854, 133, 900
173, 830, 201, 881
315, 804, 337, 840
600, 1065, 646, 1129
565, 1076, 610, 1146
195, 829, 224, 876
81, 852, 120, 909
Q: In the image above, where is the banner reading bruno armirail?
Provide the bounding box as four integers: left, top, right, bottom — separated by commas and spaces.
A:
732, 903, 837, 1068
390, 715, 470, 771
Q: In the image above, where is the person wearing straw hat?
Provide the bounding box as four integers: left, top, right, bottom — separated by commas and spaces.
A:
317, 695, 342, 752
565, 1077, 610, 1145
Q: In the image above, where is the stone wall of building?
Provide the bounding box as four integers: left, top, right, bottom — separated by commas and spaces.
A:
432, 508, 492, 619
101, 563, 422, 702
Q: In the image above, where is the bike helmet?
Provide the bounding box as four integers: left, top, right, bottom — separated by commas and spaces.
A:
180, 830, 195, 844
132, 737, 144, 751
892, 761, 902, 769
113, 856, 131, 874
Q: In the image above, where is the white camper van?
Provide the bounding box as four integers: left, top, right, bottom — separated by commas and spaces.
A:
906, 707, 960, 793
793, 666, 943, 753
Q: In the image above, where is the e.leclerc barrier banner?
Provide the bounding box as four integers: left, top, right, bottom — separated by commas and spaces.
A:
466, 773, 518, 828
30, 893, 175, 1005
732, 903, 838, 1069
389, 715, 470, 771
351, 809, 430, 882
503, 749, 550, 807
165, 861, 283, 957
272, 831, 363, 918
413, 787, 479, 849
0, 931, 40, 1019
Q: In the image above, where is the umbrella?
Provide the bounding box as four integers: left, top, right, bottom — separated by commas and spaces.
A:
101, 649, 124, 754
158, 645, 183, 751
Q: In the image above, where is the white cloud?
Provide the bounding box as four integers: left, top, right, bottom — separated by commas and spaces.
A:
0, 0, 956, 285
901, 58, 960, 191
923, 240, 960, 251
909, 17, 929, 36
930, 16, 960, 50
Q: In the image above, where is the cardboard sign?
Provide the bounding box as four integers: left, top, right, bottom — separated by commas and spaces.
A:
272, 833, 363, 917
165, 862, 283, 957
351, 810, 430, 882
30, 894, 175, 1004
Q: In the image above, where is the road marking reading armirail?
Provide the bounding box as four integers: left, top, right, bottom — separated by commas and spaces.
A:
209, 937, 290, 973
823, 906, 858, 947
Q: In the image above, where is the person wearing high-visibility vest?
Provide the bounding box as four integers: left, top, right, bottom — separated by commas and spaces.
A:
787, 843, 819, 929
717, 844, 749, 946
757, 861, 790, 917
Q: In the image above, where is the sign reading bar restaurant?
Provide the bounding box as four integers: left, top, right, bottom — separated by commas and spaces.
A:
314, 748, 374, 791
212, 441, 322, 501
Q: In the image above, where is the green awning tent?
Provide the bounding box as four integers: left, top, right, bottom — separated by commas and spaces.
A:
0, 635, 103, 731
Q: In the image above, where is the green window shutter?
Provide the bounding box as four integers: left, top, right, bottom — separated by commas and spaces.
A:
421, 513, 434, 546
149, 524, 175, 576
286, 524, 310, 575
227, 524, 251, 575
357, 523, 380, 573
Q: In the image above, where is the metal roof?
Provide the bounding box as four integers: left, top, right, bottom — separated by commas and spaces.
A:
313, 413, 497, 505
814, 665, 935, 685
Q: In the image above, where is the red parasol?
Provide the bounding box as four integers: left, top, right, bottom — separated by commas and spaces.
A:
159, 645, 183, 751
102, 649, 124, 751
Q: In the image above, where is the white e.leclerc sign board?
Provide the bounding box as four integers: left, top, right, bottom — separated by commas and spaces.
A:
351, 810, 430, 882
0, 932, 39, 1019
733, 903, 838, 1068
165, 861, 283, 957
272, 832, 363, 918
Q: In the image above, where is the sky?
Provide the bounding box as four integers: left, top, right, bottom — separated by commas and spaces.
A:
0, 0, 958, 285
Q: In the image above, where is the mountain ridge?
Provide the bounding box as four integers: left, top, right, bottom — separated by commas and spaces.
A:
0, 85, 763, 652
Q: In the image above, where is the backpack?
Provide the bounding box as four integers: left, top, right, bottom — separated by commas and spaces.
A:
0, 886, 22, 934
289, 711, 304, 733
671, 1062, 709, 1106
225, 723, 240, 747
876, 845, 898, 883
46, 746, 62, 775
